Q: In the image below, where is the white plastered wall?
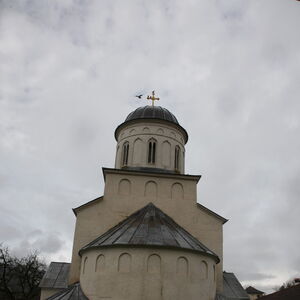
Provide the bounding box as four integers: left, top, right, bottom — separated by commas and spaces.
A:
80, 247, 217, 300
69, 170, 224, 293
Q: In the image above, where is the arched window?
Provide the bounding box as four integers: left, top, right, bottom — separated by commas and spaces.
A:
175, 146, 180, 171
147, 139, 156, 164
122, 142, 129, 166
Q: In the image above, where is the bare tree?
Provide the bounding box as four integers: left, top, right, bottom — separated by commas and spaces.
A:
0, 245, 46, 300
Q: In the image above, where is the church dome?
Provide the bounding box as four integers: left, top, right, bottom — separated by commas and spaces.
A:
115, 105, 188, 143
125, 106, 179, 125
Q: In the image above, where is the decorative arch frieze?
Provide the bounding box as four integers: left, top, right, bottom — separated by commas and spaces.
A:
144, 181, 158, 198
200, 260, 208, 280
95, 254, 105, 272
129, 129, 136, 135
118, 179, 131, 196
133, 138, 143, 165
171, 182, 184, 200
162, 141, 171, 167
157, 128, 164, 135
147, 254, 161, 274
176, 256, 189, 277
118, 253, 131, 273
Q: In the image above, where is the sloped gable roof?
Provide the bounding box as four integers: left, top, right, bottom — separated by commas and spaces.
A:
222, 272, 249, 300
245, 286, 264, 295
79, 202, 219, 262
39, 262, 70, 289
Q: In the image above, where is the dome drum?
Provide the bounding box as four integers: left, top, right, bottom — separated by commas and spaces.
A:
114, 106, 188, 174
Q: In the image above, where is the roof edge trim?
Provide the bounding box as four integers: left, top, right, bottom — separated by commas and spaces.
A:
197, 203, 228, 224
72, 196, 103, 216
114, 118, 188, 144
102, 167, 201, 182
79, 243, 220, 264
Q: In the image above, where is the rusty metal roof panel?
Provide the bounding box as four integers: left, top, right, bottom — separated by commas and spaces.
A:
80, 203, 219, 262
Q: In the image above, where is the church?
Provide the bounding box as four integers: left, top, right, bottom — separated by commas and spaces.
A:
39, 93, 249, 300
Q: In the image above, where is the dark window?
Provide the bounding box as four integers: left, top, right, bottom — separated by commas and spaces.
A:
148, 139, 156, 164
175, 146, 180, 171
122, 142, 129, 166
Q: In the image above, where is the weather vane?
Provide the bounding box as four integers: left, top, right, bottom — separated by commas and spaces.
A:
147, 90, 160, 106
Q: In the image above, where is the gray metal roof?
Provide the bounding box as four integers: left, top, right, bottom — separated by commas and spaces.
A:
39, 262, 70, 289
125, 106, 179, 124
222, 272, 249, 300
115, 105, 189, 143
79, 202, 219, 262
47, 282, 88, 300
245, 286, 264, 295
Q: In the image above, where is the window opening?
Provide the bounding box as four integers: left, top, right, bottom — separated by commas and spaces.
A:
122, 142, 129, 166
175, 146, 180, 171
148, 139, 156, 164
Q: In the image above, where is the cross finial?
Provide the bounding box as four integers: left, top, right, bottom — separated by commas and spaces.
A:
147, 90, 160, 106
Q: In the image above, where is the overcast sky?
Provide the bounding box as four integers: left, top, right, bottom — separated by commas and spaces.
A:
1, 0, 300, 293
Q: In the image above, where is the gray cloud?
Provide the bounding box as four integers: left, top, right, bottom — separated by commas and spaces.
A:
0, 0, 299, 293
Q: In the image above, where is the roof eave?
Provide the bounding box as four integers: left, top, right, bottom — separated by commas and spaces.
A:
79, 244, 220, 264
72, 196, 103, 216
197, 203, 228, 224
102, 167, 201, 183
114, 118, 189, 144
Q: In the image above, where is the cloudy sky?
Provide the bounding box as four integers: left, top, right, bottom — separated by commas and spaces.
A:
1, 0, 300, 293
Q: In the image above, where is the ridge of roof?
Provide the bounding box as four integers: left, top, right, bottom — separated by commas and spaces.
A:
197, 203, 228, 224
79, 202, 219, 263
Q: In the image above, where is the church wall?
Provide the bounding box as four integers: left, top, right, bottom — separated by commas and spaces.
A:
69, 171, 224, 292
79, 247, 217, 300
115, 121, 186, 173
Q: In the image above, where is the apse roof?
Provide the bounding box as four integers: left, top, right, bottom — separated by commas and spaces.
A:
115, 105, 188, 143
79, 202, 219, 262
46, 282, 88, 300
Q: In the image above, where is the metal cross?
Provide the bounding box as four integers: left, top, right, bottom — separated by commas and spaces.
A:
147, 90, 160, 106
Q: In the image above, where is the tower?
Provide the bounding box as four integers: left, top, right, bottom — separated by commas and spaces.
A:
40, 102, 249, 300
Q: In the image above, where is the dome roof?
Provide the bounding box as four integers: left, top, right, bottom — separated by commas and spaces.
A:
125, 106, 179, 124
115, 105, 188, 143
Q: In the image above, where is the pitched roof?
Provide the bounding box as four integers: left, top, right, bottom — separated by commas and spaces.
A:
259, 284, 300, 300
245, 286, 264, 295
79, 202, 219, 262
222, 272, 249, 300
197, 203, 228, 224
72, 196, 103, 216
47, 282, 88, 300
39, 262, 70, 289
